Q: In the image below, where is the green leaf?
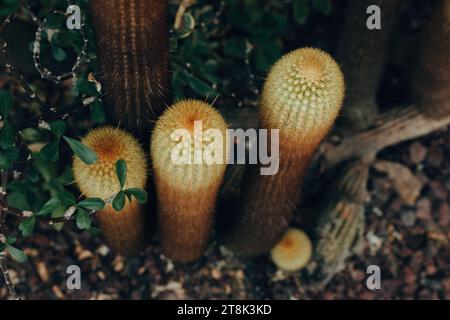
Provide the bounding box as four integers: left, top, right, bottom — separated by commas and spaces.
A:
63, 136, 98, 165
189, 76, 216, 97
52, 45, 67, 62
76, 209, 92, 230
36, 198, 61, 216
112, 191, 126, 212
58, 189, 76, 207
175, 13, 195, 39
87, 226, 102, 236
5, 236, 16, 245
46, 12, 65, 29
0, 0, 19, 17
125, 188, 148, 204
313, 0, 332, 15
293, 0, 310, 25
40, 140, 60, 162
6, 245, 27, 263
19, 217, 35, 237
0, 123, 15, 149
90, 100, 106, 123
50, 120, 66, 137
0, 90, 12, 120
115, 160, 127, 189
223, 38, 247, 59
0, 155, 11, 169
0, 147, 19, 169
77, 198, 105, 211
77, 78, 98, 97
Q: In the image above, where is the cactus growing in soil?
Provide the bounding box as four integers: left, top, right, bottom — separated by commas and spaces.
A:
73, 127, 148, 255
151, 100, 228, 262
271, 228, 313, 272
226, 48, 345, 256
90, 0, 170, 138
412, 0, 450, 118
336, 0, 401, 132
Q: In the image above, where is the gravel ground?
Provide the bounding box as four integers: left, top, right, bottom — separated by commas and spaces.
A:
1, 127, 448, 300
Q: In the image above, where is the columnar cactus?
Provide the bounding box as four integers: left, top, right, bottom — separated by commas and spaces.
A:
90, 0, 170, 137
412, 0, 450, 118
336, 0, 401, 132
73, 127, 148, 255
226, 48, 345, 256
151, 100, 228, 262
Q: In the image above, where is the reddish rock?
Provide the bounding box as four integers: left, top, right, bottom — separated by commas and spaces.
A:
409, 142, 427, 164
416, 198, 433, 221
438, 202, 450, 226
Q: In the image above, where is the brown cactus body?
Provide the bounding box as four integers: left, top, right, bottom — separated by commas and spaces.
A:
151, 100, 228, 262
90, 0, 170, 137
336, 0, 401, 132
226, 48, 345, 256
412, 0, 450, 118
73, 127, 148, 255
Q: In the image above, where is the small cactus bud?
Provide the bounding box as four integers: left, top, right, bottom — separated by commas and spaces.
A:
412, 0, 450, 118
226, 48, 344, 256
271, 228, 313, 272
151, 99, 228, 262
73, 127, 148, 255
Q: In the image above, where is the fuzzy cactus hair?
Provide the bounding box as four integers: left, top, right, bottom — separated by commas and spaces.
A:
226, 48, 345, 256
73, 127, 148, 255
89, 0, 170, 137
151, 99, 228, 262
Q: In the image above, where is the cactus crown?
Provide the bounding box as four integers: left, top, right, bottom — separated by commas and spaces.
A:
151, 99, 228, 190
261, 48, 345, 139
73, 126, 147, 199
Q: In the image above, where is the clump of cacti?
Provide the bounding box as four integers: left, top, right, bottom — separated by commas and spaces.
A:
90, 0, 170, 137
151, 99, 228, 262
73, 127, 148, 255
412, 0, 450, 118
226, 48, 345, 256
271, 228, 313, 272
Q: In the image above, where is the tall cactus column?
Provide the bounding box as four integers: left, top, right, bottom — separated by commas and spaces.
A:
412, 0, 450, 118
151, 100, 228, 262
90, 0, 170, 138
226, 48, 345, 256
336, 0, 401, 132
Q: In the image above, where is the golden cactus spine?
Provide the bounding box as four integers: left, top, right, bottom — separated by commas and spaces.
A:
73, 127, 148, 255
226, 48, 345, 256
151, 100, 228, 262
90, 0, 170, 137
412, 0, 450, 118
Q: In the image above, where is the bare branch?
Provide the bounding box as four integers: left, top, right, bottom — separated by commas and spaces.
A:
321, 106, 450, 169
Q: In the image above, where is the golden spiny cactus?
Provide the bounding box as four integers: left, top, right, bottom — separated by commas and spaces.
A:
412, 0, 450, 118
73, 127, 148, 255
271, 228, 313, 272
226, 48, 345, 256
151, 100, 228, 262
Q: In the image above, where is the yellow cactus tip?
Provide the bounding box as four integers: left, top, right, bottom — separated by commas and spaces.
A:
270, 228, 313, 272
73, 126, 148, 199
262, 47, 345, 133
